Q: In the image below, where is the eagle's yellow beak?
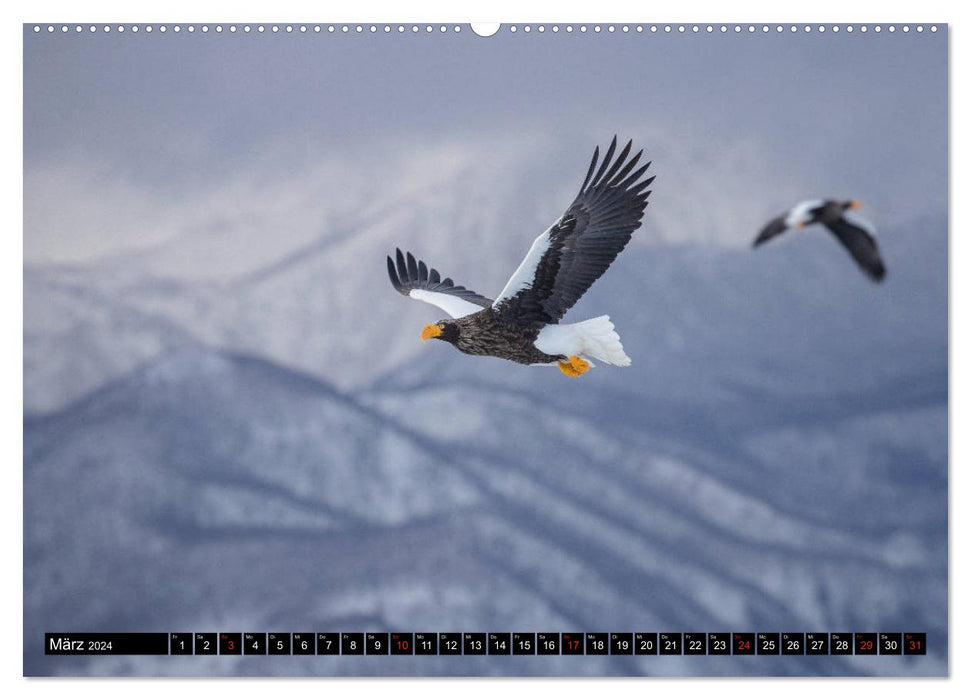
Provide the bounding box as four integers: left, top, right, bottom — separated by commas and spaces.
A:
421, 324, 443, 341
849, 200, 863, 210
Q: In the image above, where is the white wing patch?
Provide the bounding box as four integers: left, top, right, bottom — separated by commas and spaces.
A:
784, 199, 825, 228
409, 289, 483, 319
842, 209, 877, 236
492, 225, 554, 308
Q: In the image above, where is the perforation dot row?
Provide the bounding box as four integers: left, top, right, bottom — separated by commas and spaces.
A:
510, 24, 938, 34
31, 23, 940, 35
32, 24, 465, 34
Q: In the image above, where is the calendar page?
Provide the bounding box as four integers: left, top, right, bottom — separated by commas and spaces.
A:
23, 20, 947, 677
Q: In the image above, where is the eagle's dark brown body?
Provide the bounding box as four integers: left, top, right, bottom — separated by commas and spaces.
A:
451, 309, 563, 365
813, 200, 852, 226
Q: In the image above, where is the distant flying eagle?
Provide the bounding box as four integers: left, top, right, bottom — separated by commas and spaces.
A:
387, 137, 654, 377
753, 199, 886, 281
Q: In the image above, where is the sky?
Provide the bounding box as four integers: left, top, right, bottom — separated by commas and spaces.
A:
23, 25, 947, 265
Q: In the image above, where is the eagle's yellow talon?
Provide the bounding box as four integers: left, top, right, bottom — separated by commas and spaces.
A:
558, 356, 589, 377
569, 356, 589, 373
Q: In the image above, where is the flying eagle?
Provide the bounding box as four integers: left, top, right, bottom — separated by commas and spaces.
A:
387, 137, 654, 377
753, 199, 886, 281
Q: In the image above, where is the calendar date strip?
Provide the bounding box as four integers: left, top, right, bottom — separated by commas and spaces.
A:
45, 632, 927, 656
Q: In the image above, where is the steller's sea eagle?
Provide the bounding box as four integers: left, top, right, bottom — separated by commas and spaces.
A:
753, 199, 886, 281
387, 136, 654, 377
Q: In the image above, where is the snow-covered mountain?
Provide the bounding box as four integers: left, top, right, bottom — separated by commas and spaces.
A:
24, 188, 947, 676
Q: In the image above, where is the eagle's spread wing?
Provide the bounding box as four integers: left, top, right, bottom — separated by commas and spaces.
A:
493, 137, 654, 324
754, 199, 827, 247
824, 212, 886, 282
753, 215, 789, 247
387, 248, 494, 318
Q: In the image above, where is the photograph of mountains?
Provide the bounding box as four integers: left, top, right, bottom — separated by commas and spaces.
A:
23, 23, 947, 676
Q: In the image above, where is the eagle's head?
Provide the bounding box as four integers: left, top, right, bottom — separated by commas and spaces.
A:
421, 320, 460, 345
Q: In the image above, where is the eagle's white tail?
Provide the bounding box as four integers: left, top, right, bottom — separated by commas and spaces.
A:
572, 315, 631, 366
535, 315, 631, 367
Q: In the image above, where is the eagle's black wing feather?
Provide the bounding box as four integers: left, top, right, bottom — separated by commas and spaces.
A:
823, 217, 887, 282
496, 136, 654, 324
753, 215, 789, 247
387, 248, 494, 306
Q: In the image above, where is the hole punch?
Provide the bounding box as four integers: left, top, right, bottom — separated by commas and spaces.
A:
470, 23, 500, 38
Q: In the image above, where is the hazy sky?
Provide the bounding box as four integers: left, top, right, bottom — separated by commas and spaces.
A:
24, 25, 947, 263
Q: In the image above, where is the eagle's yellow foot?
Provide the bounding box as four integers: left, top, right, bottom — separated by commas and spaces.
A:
557, 356, 590, 377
